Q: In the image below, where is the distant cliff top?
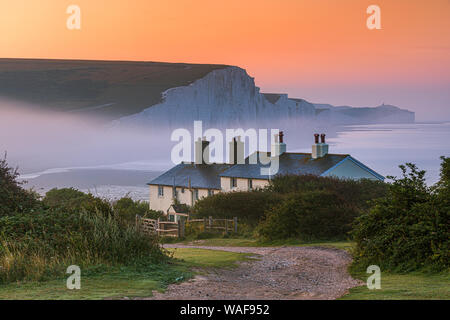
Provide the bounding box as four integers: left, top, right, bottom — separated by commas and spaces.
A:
0, 58, 229, 119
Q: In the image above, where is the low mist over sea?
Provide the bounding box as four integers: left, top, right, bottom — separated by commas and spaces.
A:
16, 122, 450, 201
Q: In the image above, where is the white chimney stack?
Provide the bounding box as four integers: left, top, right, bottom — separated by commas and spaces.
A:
195, 137, 210, 165
229, 136, 245, 164
312, 133, 329, 159
271, 131, 287, 157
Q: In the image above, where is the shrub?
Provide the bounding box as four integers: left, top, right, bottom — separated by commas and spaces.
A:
192, 190, 284, 226
257, 190, 359, 241
43, 188, 113, 217
113, 197, 162, 225
0, 209, 167, 283
268, 174, 387, 211
351, 159, 450, 272
0, 154, 40, 216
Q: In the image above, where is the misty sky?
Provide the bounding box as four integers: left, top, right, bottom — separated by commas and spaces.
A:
0, 0, 449, 121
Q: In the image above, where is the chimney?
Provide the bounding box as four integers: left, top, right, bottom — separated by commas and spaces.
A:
229, 136, 245, 164
312, 133, 329, 159
271, 131, 287, 157
195, 137, 210, 165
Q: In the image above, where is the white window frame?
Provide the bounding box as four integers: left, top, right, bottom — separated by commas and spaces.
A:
158, 185, 164, 197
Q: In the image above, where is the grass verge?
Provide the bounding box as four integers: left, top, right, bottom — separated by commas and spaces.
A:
0, 248, 250, 300
340, 271, 450, 300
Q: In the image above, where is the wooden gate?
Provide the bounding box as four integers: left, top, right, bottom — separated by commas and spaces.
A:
136, 215, 184, 237
136, 215, 237, 238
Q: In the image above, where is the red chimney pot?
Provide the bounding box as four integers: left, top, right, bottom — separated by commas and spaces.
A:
314, 133, 320, 144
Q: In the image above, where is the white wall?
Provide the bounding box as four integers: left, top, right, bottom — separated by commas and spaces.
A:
149, 185, 219, 212
220, 177, 269, 192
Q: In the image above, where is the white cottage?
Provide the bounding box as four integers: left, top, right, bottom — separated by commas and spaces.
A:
147, 133, 384, 214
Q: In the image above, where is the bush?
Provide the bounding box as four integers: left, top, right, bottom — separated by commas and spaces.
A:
0, 154, 39, 216
113, 197, 162, 225
192, 190, 284, 226
0, 209, 167, 283
43, 188, 113, 217
257, 190, 359, 241
351, 159, 450, 272
268, 174, 387, 211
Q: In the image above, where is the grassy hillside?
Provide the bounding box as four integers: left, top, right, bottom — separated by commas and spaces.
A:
0, 58, 228, 119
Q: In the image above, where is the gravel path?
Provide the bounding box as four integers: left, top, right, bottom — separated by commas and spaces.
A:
147, 244, 363, 300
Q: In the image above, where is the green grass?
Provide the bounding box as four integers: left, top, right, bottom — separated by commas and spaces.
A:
341, 271, 450, 300
0, 248, 250, 300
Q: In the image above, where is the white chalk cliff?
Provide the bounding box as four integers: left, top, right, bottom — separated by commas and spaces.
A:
114, 66, 414, 129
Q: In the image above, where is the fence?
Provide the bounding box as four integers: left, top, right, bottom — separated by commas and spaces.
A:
136, 215, 238, 238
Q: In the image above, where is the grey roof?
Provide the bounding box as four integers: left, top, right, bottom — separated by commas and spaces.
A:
148, 163, 232, 189
219, 152, 350, 180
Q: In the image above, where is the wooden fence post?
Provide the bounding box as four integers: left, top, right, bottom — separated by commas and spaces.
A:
209, 216, 213, 230
178, 219, 185, 238
203, 217, 207, 232
156, 218, 160, 237
234, 217, 238, 233
135, 215, 140, 231
225, 219, 229, 234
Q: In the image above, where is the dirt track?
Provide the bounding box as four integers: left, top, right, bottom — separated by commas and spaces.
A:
147, 244, 363, 300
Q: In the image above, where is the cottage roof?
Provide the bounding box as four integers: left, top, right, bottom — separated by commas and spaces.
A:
148, 163, 232, 189
219, 152, 351, 179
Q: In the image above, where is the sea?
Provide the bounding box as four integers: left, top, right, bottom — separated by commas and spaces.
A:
22, 121, 450, 201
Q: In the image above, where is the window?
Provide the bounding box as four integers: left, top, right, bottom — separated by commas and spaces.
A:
208, 189, 214, 197
181, 188, 185, 193
231, 178, 237, 188
248, 179, 253, 190
158, 185, 164, 197
168, 214, 175, 222
172, 187, 177, 199
194, 189, 199, 200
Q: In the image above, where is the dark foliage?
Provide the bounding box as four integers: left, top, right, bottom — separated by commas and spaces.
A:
257, 190, 360, 241
192, 190, 284, 225
43, 188, 113, 217
352, 159, 450, 272
267, 174, 387, 211
113, 197, 162, 225
0, 154, 40, 217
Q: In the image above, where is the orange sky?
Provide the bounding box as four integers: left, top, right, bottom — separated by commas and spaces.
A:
0, 0, 449, 120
